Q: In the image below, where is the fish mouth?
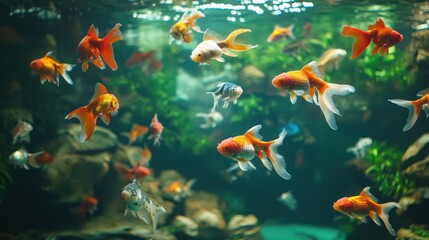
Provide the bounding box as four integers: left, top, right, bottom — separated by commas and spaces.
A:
121, 191, 131, 201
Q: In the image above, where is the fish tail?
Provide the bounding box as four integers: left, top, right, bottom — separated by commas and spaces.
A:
188, 10, 205, 33
27, 151, 45, 169
224, 29, 258, 52
388, 99, 421, 131
287, 24, 296, 40
265, 128, 291, 180
58, 63, 75, 85
207, 91, 221, 112
318, 82, 355, 130
101, 23, 123, 71
65, 106, 96, 143
144, 198, 167, 234
341, 25, 370, 59
377, 201, 400, 236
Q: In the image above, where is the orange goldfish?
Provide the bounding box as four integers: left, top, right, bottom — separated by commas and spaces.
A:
11, 119, 33, 144
116, 163, 150, 181
169, 9, 205, 44
271, 61, 355, 130
341, 18, 403, 59
389, 88, 429, 131
65, 83, 119, 143
140, 144, 152, 165
148, 114, 164, 146
217, 125, 291, 180
30, 51, 74, 86
165, 179, 196, 201
122, 124, 148, 145
267, 24, 296, 42
71, 196, 98, 222
77, 23, 123, 72
333, 187, 400, 236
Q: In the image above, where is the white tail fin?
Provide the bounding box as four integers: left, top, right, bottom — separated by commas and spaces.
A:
59, 64, 75, 85
388, 99, 420, 131
266, 128, 291, 180
378, 201, 400, 236
318, 83, 355, 130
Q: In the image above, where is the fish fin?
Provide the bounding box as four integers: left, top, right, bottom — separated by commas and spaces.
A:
214, 57, 225, 62
65, 106, 96, 143
341, 25, 370, 59
222, 100, 230, 108
82, 62, 89, 72
244, 124, 263, 140
290, 93, 297, 104
203, 29, 224, 42
124, 208, 129, 216
222, 48, 238, 57
44, 74, 56, 85
256, 151, 273, 171
87, 24, 99, 37
417, 88, 429, 97
90, 83, 109, 102
301, 61, 323, 79
238, 160, 256, 171
265, 128, 291, 180
303, 94, 313, 103
380, 47, 389, 55
371, 46, 380, 55
359, 187, 379, 202
368, 18, 385, 30
292, 90, 305, 96
58, 63, 75, 85
318, 82, 355, 130
309, 86, 319, 105
40, 75, 48, 84
45, 51, 59, 62
27, 151, 45, 168
188, 11, 205, 33
144, 198, 166, 234
224, 29, 258, 52
388, 99, 420, 131
207, 92, 221, 112
287, 24, 296, 40
356, 216, 368, 223
369, 211, 382, 226
100, 114, 111, 125
137, 209, 151, 224
100, 23, 123, 71
378, 201, 400, 236
92, 57, 106, 70
423, 104, 429, 118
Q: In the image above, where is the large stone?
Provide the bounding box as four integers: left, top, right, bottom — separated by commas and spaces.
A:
402, 155, 429, 185
227, 214, 263, 240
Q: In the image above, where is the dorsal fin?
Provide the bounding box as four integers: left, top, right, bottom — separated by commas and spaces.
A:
179, 11, 188, 21
87, 24, 99, 37
90, 83, 108, 102
359, 186, 379, 203
417, 87, 429, 97
274, 25, 282, 30
203, 29, 224, 42
301, 61, 323, 79
244, 124, 263, 140
368, 18, 385, 30
45, 51, 59, 62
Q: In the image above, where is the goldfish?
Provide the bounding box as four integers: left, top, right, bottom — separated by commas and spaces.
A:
195, 110, 223, 128
9, 148, 45, 170
217, 125, 291, 180
77, 23, 123, 72
278, 191, 297, 211
267, 24, 296, 42
190, 28, 258, 64
122, 179, 166, 234
389, 88, 429, 131
148, 114, 164, 146
346, 137, 373, 159
164, 179, 196, 202
333, 187, 400, 236
140, 144, 152, 165
341, 18, 403, 59
124, 51, 155, 67
122, 124, 148, 145
207, 82, 243, 112
65, 83, 119, 143
317, 48, 347, 73
71, 197, 98, 222
271, 61, 355, 130
11, 119, 33, 144
116, 164, 151, 181
30, 51, 74, 86
169, 9, 205, 44
303, 22, 312, 39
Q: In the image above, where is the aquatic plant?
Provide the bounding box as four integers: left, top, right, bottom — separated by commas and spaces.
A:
364, 142, 415, 199
409, 224, 429, 238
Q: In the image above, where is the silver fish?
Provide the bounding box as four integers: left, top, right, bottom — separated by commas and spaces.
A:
278, 191, 297, 211
346, 137, 373, 159
9, 148, 44, 170
195, 110, 223, 128
207, 82, 243, 112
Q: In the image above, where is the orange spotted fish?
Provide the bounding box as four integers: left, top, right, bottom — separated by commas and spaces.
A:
77, 23, 123, 72
122, 124, 148, 145
11, 119, 33, 144
169, 9, 205, 44
30, 51, 74, 86
389, 88, 429, 131
333, 187, 400, 236
341, 18, 403, 59
217, 125, 291, 180
65, 83, 119, 142
271, 61, 355, 130
148, 114, 164, 146
267, 24, 296, 42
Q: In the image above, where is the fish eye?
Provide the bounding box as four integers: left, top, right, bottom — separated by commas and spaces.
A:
132, 192, 136, 197
198, 54, 201, 57
224, 146, 228, 150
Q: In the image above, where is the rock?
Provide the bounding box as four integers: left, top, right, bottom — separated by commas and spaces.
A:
408, 30, 429, 70
227, 214, 263, 240
172, 215, 198, 237
397, 187, 429, 215
239, 65, 265, 85
402, 155, 429, 185
396, 225, 429, 240
402, 133, 429, 165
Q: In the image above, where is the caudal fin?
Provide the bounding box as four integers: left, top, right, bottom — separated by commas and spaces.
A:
101, 23, 123, 71
65, 106, 96, 142
341, 25, 370, 59
27, 151, 45, 168
187, 10, 205, 33
58, 63, 75, 85
388, 99, 420, 131
224, 29, 258, 52
378, 201, 400, 236
318, 82, 355, 130
265, 128, 291, 180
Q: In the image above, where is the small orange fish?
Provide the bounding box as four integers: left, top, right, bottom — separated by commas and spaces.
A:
65, 83, 119, 143
165, 179, 196, 201
30, 51, 74, 86
72, 196, 98, 222
140, 144, 152, 165
333, 187, 400, 236
148, 114, 164, 146
267, 24, 296, 42
116, 163, 150, 181
341, 18, 403, 59
11, 119, 33, 144
217, 125, 291, 180
389, 88, 429, 131
77, 23, 123, 72
169, 10, 205, 44
124, 51, 155, 67
122, 124, 148, 145
30, 151, 54, 167
303, 22, 311, 39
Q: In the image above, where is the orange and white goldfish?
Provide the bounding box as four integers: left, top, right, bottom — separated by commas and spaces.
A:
389, 88, 429, 131
271, 61, 355, 130
267, 24, 296, 42
122, 124, 148, 145
317, 48, 347, 73
217, 125, 291, 180
11, 119, 33, 144
9, 148, 45, 170
148, 114, 164, 146
116, 163, 151, 181
169, 9, 205, 44
341, 18, 403, 59
165, 179, 196, 202
190, 29, 258, 64
30, 51, 74, 86
333, 187, 400, 236
77, 23, 123, 72
65, 83, 119, 143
